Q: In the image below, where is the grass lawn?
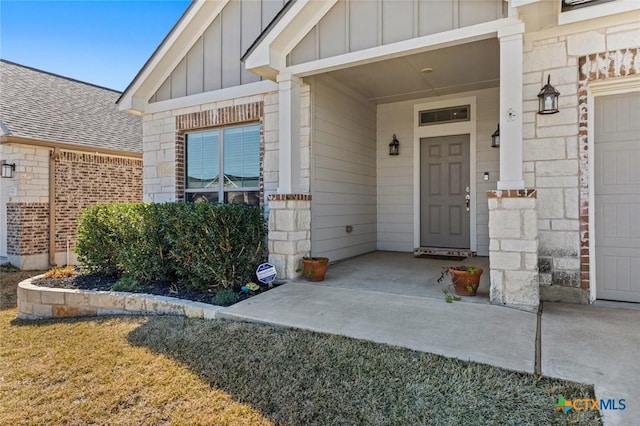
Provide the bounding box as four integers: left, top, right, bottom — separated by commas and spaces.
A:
1, 268, 600, 425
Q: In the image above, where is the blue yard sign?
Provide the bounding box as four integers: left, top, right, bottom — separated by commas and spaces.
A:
256, 262, 277, 284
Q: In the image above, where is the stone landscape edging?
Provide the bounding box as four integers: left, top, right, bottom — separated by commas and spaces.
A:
16, 275, 224, 320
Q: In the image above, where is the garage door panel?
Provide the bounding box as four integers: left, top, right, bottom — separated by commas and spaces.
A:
596, 237, 640, 249
596, 199, 640, 241
595, 142, 640, 193
595, 91, 640, 302
597, 250, 640, 302
596, 94, 640, 142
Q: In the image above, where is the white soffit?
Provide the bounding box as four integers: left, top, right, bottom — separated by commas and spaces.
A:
325, 38, 500, 104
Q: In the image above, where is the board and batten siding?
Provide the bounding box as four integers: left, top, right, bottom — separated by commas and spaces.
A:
150, 0, 286, 103
377, 87, 499, 255
288, 0, 504, 66
310, 76, 377, 261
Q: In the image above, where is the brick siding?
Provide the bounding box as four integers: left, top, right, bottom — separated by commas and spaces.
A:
54, 152, 142, 252
6, 203, 49, 255
577, 48, 638, 289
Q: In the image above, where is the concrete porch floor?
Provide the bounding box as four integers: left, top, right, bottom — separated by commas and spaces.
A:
220, 251, 639, 425
313, 251, 491, 303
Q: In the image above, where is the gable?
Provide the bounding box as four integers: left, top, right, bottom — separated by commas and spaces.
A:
150, 0, 286, 103
287, 0, 504, 67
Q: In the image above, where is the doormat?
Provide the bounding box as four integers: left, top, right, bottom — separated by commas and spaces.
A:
415, 254, 467, 261
414, 247, 475, 259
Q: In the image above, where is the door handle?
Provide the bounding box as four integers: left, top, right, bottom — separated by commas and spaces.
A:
465, 194, 470, 212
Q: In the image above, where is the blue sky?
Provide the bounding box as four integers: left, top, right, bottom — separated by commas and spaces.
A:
1, 0, 191, 91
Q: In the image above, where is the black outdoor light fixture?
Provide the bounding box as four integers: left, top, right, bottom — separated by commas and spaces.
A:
537, 75, 560, 114
389, 134, 400, 156
491, 123, 500, 148
1, 161, 15, 178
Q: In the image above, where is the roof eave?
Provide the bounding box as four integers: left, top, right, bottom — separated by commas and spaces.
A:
0, 135, 142, 158
242, 0, 339, 80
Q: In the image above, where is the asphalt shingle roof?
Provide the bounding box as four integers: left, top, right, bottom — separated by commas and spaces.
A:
0, 60, 142, 153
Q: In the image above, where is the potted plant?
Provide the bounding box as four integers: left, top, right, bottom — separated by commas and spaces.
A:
301, 256, 329, 281
437, 266, 483, 296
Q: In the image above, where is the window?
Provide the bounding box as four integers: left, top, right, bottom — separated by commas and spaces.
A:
561, 0, 613, 12
185, 123, 260, 206
558, 0, 625, 24
419, 105, 470, 126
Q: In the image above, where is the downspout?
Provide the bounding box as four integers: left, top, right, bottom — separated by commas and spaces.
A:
49, 148, 60, 266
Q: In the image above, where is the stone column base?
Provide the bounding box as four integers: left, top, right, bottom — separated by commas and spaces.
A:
488, 189, 539, 308
267, 194, 311, 279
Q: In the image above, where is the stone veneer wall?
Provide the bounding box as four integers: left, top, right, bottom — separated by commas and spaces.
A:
267, 194, 311, 279
1, 145, 50, 262
140, 85, 311, 206
54, 152, 142, 253
522, 21, 639, 302
18, 277, 223, 320
141, 92, 283, 204
488, 189, 539, 307
140, 87, 313, 280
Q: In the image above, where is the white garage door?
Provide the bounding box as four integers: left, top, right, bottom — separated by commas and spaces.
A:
594, 91, 640, 302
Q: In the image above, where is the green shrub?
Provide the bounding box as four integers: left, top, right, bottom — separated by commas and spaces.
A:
112, 275, 141, 292
76, 203, 132, 276
164, 203, 267, 289
212, 289, 239, 307
76, 202, 267, 290
119, 203, 174, 284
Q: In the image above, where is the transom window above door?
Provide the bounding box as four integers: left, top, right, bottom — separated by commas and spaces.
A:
419, 105, 470, 126
185, 123, 260, 206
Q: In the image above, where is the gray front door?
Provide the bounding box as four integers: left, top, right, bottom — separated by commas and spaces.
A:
420, 134, 470, 248
595, 92, 640, 302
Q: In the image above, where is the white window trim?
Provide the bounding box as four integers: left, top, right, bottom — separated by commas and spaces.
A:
413, 96, 478, 253
185, 123, 260, 204
558, 0, 640, 25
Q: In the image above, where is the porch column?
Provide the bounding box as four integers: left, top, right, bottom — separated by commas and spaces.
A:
268, 194, 311, 279
276, 73, 302, 194
268, 73, 310, 280
488, 190, 539, 308
488, 21, 539, 309
497, 22, 525, 190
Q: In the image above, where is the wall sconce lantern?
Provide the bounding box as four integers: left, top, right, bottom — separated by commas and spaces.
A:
491, 124, 500, 148
1, 162, 16, 178
537, 75, 560, 115
389, 134, 400, 156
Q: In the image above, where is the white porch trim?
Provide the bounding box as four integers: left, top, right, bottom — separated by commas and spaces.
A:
284, 18, 520, 78
558, 0, 640, 25
413, 96, 478, 253
144, 80, 278, 114
497, 22, 525, 190
243, 0, 339, 79
277, 73, 303, 194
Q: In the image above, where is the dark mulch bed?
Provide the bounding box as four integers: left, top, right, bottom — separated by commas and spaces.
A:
33, 273, 280, 306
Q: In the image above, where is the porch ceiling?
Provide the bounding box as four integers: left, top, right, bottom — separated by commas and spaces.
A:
325, 38, 500, 104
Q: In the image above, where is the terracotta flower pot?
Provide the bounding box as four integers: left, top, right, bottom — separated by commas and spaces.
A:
449, 267, 483, 296
302, 257, 329, 282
